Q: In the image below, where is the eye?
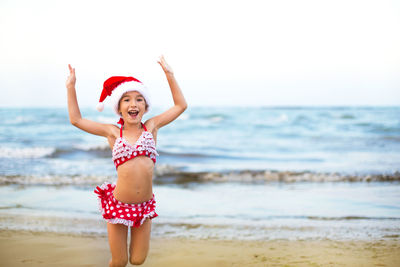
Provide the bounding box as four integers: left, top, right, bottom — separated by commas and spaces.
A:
124, 98, 129, 102
137, 98, 144, 102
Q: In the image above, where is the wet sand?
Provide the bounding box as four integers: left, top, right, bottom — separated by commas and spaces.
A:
0, 230, 399, 266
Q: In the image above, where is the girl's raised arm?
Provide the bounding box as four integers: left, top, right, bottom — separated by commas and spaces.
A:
66, 64, 115, 137
147, 56, 187, 130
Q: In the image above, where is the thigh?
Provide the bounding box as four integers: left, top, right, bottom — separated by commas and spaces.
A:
107, 223, 128, 262
129, 219, 152, 261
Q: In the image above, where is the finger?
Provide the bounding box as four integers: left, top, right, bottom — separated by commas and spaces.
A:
69, 64, 76, 76
157, 60, 165, 68
157, 57, 164, 66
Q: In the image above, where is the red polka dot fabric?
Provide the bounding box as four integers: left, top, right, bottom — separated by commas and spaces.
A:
94, 182, 158, 227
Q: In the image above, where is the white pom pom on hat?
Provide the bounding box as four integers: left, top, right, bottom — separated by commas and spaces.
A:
96, 102, 104, 112
97, 76, 151, 117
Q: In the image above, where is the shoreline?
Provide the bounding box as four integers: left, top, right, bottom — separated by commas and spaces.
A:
1, 229, 399, 267
2, 211, 399, 242
1, 170, 400, 186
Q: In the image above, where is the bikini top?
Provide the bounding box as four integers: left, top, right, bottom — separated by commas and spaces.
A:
112, 122, 158, 169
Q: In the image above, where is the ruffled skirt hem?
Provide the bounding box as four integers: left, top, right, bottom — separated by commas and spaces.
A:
94, 182, 158, 227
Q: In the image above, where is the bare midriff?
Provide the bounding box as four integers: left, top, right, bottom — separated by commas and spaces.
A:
113, 156, 154, 204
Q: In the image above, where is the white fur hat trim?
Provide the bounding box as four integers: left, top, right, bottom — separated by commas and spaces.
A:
110, 81, 151, 117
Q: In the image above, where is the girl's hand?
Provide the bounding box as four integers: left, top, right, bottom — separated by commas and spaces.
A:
66, 64, 76, 89
157, 55, 174, 75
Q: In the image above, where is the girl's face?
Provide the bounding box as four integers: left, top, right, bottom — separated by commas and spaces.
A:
118, 91, 147, 123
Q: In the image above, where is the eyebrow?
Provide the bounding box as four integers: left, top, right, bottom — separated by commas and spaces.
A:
122, 94, 143, 99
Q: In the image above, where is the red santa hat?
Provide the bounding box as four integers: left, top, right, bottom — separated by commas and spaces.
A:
96, 76, 151, 116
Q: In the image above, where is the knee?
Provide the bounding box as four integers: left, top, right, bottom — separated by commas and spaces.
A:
109, 257, 128, 267
129, 255, 147, 265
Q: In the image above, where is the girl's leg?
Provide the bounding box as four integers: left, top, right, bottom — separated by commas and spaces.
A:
129, 219, 152, 265
107, 222, 128, 267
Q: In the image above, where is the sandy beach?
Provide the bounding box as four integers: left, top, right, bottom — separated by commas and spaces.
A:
0, 230, 399, 267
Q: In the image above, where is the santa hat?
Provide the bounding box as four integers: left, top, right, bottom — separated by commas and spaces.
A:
96, 76, 151, 116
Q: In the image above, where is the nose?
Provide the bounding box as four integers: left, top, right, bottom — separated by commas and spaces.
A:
129, 100, 137, 108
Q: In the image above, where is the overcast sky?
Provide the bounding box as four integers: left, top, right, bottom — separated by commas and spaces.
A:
0, 0, 399, 108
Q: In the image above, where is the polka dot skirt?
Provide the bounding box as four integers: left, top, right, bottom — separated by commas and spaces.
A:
94, 182, 158, 227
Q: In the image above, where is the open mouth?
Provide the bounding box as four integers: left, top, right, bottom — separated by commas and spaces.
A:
128, 110, 139, 118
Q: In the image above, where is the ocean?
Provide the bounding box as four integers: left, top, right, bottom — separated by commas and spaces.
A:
0, 106, 399, 241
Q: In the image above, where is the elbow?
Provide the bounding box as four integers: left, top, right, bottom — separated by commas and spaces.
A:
180, 102, 188, 112
69, 117, 80, 126
182, 105, 188, 112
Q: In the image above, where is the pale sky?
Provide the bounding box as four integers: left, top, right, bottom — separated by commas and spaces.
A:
0, 0, 399, 108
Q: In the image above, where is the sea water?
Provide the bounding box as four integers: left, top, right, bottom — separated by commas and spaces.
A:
0, 106, 399, 240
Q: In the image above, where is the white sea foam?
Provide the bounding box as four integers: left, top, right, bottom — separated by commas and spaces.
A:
0, 147, 55, 158
255, 113, 289, 127
209, 115, 223, 123
1, 182, 398, 241
4, 115, 36, 125
73, 143, 108, 151
0, 174, 112, 186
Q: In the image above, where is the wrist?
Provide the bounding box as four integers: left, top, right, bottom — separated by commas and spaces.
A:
164, 71, 174, 77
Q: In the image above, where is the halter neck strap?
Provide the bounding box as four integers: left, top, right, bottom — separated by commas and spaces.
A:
117, 118, 124, 137
117, 119, 147, 138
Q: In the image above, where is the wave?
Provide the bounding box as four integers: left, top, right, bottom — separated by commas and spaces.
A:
72, 143, 109, 151
0, 174, 112, 186
0, 204, 24, 210
188, 113, 229, 124
0, 144, 111, 159
50, 147, 222, 159
0, 147, 55, 159
155, 170, 400, 184
306, 215, 400, 221
2, 213, 398, 241
3, 115, 39, 125
158, 151, 213, 158
0, 144, 219, 160
2, 169, 399, 186
49, 144, 111, 158
166, 215, 400, 222
206, 114, 226, 123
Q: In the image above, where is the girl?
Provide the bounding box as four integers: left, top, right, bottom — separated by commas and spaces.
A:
66, 56, 187, 266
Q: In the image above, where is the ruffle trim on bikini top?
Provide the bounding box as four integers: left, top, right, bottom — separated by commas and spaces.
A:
112, 123, 159, 168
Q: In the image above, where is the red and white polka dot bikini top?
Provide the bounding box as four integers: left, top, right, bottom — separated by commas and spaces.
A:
112, 122, 158, 168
